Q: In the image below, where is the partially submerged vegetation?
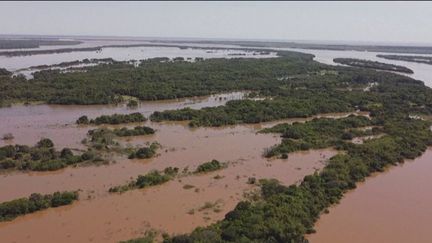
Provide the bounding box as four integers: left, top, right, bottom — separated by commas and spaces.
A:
163, 117, 432, 242
77, 113, 146, 125
260, 115, 379, 157
333, 58, 414, 73
1, 45, 432, 242
84, 127, 156, 154
0, 51, 313, 105
194, 159, 224, 173
109, 168, 178, 193
113, 126, 155, 137
377, 54, 432, 65
150, 97, 352, 127
0, 191, 78, 222
128, 142, 159, 159
0, 138, 103, 171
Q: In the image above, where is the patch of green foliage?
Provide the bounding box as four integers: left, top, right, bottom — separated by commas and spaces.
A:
109, 167, 179, 193
77, 112, 146, 125
260, 115, 378, 157
194, 160, 223, 174
128, 142, 159, 159
0, 138, 102, 171
114, 126, 155, 137
0, 191, 78, 222
127, 100, 139, 108
151, 95, 353, 127
86, 126, 155, 151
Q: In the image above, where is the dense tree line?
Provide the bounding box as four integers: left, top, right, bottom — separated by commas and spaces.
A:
77, 113, 146, 125
0, 191, 78, 221
377, 54, 432, 65
333, 58, 414, 73
0, 138, 103, 171
150, 94, 353, 127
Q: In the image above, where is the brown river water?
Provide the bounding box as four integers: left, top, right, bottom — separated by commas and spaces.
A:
0, 93, 357, 243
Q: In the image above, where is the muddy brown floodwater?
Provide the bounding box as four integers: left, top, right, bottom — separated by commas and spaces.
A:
308, 148, 432, 243
0, 95, 367, 243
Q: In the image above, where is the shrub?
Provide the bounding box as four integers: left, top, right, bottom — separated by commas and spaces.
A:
76, 115, 89, 124
36, 138, 54, 148
194, 160, 223, 173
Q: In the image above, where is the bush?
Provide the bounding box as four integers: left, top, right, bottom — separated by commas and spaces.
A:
194, 160, 223, 173
127, 100, 139, 108
76, 115, 89, 124
36, 138, 54, 148
129, 143, 158, 159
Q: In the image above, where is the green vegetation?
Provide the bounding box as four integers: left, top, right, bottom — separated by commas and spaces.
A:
127, 99, 139, 108
194, 159, 224, 173
151, 96, 352, 127
0, 191, 78, 222
333, 58, 413, 73
85, 126, 155, 152
260, 115, 377, 157
2, 43, 432, 242
0, 68, 12, 76
128, 142, 159, 159
0, 51, 313, 105
109, 167, 178, 193
0, 138, 103, 171
114, 126, 155, 137
377, 54, 432, 65
77, 112, 146, 125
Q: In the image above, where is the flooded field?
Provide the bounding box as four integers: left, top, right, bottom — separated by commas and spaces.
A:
0, 91, 348, 242
308, 148, 432, 243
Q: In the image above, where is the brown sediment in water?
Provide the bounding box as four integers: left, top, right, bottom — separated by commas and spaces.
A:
0, 148, 336, 243
308, 148, 432, 243
0, 92, 245, 148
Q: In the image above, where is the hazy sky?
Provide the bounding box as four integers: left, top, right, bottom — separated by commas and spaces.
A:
2, 1, 432, 44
